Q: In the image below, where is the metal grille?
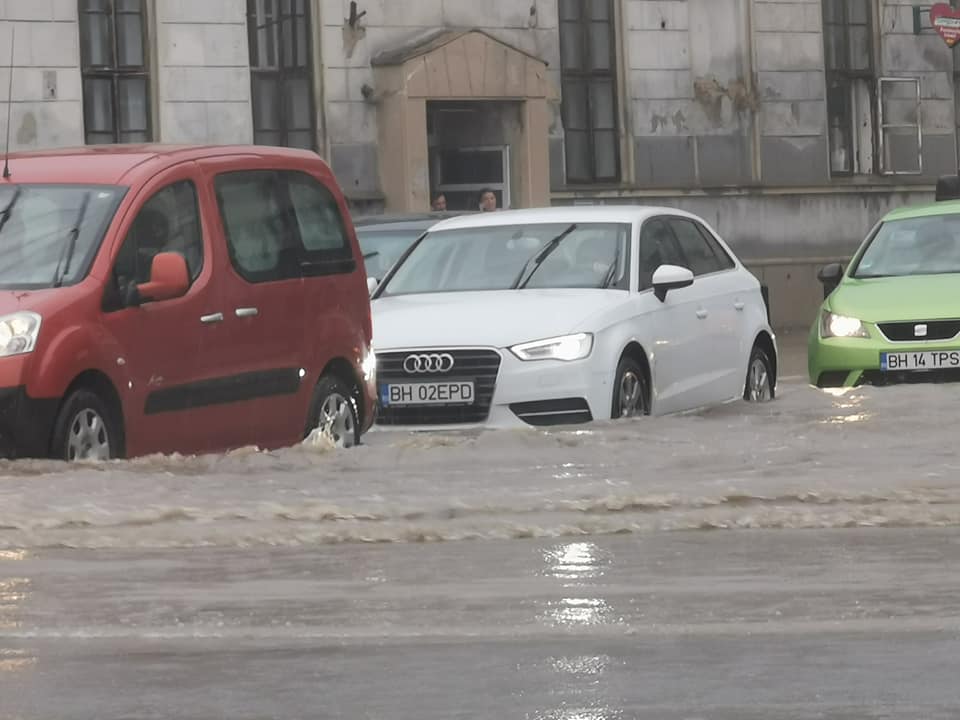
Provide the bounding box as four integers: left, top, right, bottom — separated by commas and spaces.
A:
509, 398, 593, 427
877, 320, 960, 342
861, 368, 960, 386
375, 349, 501, 425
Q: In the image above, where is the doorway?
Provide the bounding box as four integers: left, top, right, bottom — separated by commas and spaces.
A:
427, 101, 520, 211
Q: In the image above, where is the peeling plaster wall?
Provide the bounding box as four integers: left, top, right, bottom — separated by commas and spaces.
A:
320, 0, 562, 204
0, 2, 83, 152
155, 1, 254, 144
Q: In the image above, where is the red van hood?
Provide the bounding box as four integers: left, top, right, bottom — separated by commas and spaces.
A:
0, 286, 90, 318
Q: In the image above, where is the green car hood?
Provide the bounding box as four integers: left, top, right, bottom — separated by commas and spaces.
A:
829, 274, 960, 323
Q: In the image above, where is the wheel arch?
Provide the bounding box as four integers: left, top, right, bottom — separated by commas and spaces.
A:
615, 340, 652, 415
53, 369, 126, 458
319, 356, 366, 427
751, 330, 778, 388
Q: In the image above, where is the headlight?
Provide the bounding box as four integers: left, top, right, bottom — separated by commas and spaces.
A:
510, 332, 594, 362
0, 312, 41, 357
820, 310, 869, 339
361, 345, 377, 382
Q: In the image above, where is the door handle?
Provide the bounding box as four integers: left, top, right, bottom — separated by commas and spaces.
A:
696, 309, 709, 319
235, 307, 259, 318
734, 301, 745, 311
200, 312, 224, 324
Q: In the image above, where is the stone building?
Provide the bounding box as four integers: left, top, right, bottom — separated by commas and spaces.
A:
1, 0, 958, 326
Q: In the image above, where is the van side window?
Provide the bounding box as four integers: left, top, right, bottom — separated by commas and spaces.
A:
667, 218, 726, 276
215, 171, 300, 283
114, 180, 203, 290
285, 172, 351, 258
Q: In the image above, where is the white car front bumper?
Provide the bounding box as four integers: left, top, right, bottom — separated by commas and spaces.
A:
373, 347, 613, 431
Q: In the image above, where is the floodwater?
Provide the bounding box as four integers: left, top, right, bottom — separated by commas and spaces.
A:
2, 373, 960, 718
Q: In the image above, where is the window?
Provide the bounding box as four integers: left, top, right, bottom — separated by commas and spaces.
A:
247, 0, 316, 150
215, 171, 355, 284
637, 219, 683, 291
79, 0, 151, 144
113, 181, 203, 294
286, 173, 350, 255
0, 185, 125, 290
822, 0, 874, 175
667, 219, 731, 276
216, 171, 301, 283
558, 0, 620, 184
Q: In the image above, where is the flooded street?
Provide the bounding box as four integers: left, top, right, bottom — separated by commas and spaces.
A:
3, 344, 960, 718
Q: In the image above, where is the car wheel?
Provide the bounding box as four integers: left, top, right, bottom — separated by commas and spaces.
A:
305, 375, 360, 448
51, 389, 120, 461
611, 356, 649, 419
744, 345, 775, 402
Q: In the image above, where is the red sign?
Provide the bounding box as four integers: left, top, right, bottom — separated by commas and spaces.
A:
931, 3, 960, 47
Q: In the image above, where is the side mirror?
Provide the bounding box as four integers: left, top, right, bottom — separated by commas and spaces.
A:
367, 276, 379, 295
817, 262, 844, 299
652, 264, 694, 302
134, 252, 190, 305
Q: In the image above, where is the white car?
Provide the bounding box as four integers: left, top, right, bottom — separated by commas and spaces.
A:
369, 206, 776, 429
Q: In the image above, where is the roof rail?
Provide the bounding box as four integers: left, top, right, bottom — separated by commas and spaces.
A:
935, 174, 960, 201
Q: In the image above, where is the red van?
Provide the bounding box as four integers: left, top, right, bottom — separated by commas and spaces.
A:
0, 145, 376, 460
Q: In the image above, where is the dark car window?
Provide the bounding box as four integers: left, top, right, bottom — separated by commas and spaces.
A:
668, 218, 726, 276
113, 180, 203, 290
637, 218, 684, 290
694, 222, 735, 270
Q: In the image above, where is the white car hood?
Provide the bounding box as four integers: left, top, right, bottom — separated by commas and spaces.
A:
372, 289, 626, 349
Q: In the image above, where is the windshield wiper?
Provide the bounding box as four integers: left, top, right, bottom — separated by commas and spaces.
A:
0, 186, 22, 236
52, 192, 91, 288
513, 224, 577, 289
363, 250, 380, 261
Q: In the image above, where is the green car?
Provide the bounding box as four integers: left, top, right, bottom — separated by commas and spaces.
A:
809, 178, 960, 388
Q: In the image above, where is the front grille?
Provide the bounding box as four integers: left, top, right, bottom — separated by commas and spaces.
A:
860, 368, 960, 386
510, 398, 593, 427
375, 349, 501, 425
877, 319, 960, 342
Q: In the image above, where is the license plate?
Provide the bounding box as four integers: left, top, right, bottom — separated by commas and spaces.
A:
380, 381, 475, 407
881, 350, 960, 371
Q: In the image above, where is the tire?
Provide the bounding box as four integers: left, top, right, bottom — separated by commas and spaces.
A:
611, 356, 649, 419
744, 345, 775, 402
51, 389, 121, 461
305, 375, 360, 448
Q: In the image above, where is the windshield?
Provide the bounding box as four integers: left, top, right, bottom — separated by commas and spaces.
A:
0, 184, 125, 290
356, 227, 424, 279
852, 214, 960, 278
378, 222, 631, 296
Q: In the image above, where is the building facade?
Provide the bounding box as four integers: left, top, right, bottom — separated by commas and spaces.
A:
0, 0, 958, 327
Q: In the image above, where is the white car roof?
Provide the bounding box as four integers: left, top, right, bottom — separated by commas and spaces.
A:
424, 205, 702, 232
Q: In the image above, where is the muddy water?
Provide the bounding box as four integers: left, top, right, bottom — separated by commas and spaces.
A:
2, 381, 960, 719
0, 381, 957, 550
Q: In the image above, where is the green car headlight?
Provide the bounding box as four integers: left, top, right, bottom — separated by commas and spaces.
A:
820, 310, 869, 339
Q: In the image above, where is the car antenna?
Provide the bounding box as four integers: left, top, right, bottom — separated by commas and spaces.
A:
2, 25, 15, 180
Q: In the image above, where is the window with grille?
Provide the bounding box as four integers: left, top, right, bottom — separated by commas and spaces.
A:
79, 0, 151, 144
247, 0, 317, 150
558, 0, 620, 184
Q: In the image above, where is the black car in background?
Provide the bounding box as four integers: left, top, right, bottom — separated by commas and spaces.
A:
354, 212, 467, 283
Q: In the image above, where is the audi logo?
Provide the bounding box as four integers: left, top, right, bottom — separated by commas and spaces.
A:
403, 353, 455, 374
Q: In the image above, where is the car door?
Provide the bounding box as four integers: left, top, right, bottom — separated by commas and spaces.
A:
99, 167, 225, 457
202, 166, 308, 450
633, 217, 705, 415
666, 216, 743, 403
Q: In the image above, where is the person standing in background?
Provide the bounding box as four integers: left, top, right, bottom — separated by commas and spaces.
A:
478, 188, 497, 212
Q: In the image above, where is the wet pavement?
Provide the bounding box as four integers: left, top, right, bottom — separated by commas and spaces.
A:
3, 334, 960, 718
